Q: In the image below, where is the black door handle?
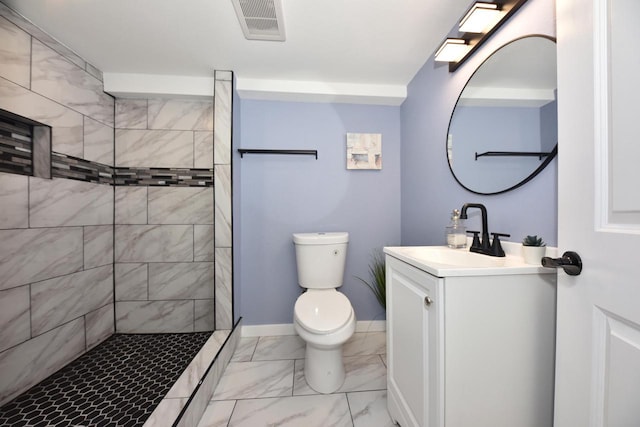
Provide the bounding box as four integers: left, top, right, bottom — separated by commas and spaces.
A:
541, 251, 582, 276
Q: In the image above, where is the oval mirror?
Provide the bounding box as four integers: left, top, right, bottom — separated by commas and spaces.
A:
447, 36, 557, 195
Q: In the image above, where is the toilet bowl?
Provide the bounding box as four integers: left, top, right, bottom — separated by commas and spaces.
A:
292, 232, 356, 394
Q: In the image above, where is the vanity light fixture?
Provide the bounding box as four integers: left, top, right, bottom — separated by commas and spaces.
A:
437, 0, 529, 72
434, 39, 472, 63
459, 2, 504, 33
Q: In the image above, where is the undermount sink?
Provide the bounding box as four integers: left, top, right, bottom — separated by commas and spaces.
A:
384, 242, 556, 277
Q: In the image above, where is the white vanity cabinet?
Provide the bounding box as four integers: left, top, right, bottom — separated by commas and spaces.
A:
385, 249, 556, 427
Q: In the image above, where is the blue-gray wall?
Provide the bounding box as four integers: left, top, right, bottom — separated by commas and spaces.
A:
401, 0, 557, 247
237, 100, 401, 325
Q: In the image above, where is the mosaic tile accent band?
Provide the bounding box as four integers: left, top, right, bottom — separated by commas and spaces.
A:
0, 332, 212, 426
50, 153, 214, 187
0, 116, 32, 177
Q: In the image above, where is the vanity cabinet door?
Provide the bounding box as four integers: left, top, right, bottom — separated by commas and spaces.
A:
386, 256, 441, 427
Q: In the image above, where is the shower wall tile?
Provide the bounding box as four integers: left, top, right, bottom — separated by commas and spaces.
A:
0, 77, 84, 157
0, 3, 86, 71
85, 303, 114, 350
32, 126, 51, 179
214, 165, 232, 247
84, 225, 114, 269
115, 129, 193, 168
29, 177, 113, 227
115, 99, 147, 129
194, 131, 214, 168
115, 225, 193, 262
115, 263, 148, 301
0, 285, 30, 352
147, 187, 213, 225
85, 62, 103, 82
84, 116, 114, 165
214, 78, 232, 165
195, 299, 215, 332
194, 225, 214, 262
31, 265, 113, 336
148, 262, 214, 300
147, 99, 213, 131
31, 39, 114, 127
0, 227, 83, 290
115, 186, 148, 224
0, 317, 85, 406
215, 248, 233, 330
115, 300, 194, 333
0, 172, 28, 229
0, 16, 30, 88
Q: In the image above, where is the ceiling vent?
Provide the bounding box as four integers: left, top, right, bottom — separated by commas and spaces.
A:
232, 0, 286, 41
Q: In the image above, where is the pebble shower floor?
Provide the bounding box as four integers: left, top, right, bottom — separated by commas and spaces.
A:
0, 332, 212, 426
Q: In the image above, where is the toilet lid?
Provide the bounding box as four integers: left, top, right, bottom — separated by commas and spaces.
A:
294, 290, 353, 334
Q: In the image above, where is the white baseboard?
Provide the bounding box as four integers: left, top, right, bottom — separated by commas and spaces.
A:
241, 320, 386, 337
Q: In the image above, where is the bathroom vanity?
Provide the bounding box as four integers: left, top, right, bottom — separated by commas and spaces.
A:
384, 245, 556, 427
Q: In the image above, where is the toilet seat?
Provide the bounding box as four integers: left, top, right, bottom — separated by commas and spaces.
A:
294, 290, 353, 334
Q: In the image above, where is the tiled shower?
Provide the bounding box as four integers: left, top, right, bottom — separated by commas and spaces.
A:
0, 1, 235, 421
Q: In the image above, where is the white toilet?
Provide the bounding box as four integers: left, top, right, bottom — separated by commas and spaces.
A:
293, 232, 356, 394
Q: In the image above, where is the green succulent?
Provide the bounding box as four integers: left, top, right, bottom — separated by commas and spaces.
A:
355, 249, 386, 310
522, 235, 546, 247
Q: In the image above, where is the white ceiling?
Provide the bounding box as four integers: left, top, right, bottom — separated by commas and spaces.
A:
2, 0, 473, 103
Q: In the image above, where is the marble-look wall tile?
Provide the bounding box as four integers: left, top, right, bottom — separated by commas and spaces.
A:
0, 318, 84, 406
85, 62, 103, 82
31, 39, 114, 127
29, 177, 113, 227
115, 186, 147, 224
0, 227, 83, 290
149, 262, 214, 300
115, 99, 147, 129
31, 265, 113, 336
32, 126, 51, 179
84, 116, 114, 165
148, 187, 213, 225
84, 225, 114, 269
147, 99, 213, 131
115, 300, 193, 333
214, 165, 232, 247
214, 79, 231, 165
194, 131, 214, 168
0, 285, 30, 352
85, 303, 114, 350
0, 16, 30, 88
115, 129, 194, 168
215, 248, 232, 330
195, 299, 215, 332
0, 3, 86, 71
0, 172, 28, 229
115, 263, 148, 301
115, 225, 193, 262
0, 77, 83, 157
194, 225, 214, 262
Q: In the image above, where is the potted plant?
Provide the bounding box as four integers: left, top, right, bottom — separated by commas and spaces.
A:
356, 249, 386, 310
522, 235, 546, 265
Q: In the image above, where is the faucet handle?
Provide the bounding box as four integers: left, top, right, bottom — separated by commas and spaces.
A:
466, 230, 481, 250
490, 232, 510, 257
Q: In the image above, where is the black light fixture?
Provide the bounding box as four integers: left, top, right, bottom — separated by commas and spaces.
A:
434, 0, 529, 72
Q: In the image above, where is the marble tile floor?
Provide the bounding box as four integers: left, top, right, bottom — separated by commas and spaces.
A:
197, 331, 395, 427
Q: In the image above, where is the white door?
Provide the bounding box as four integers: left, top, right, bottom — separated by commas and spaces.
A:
555, 0, 640, 425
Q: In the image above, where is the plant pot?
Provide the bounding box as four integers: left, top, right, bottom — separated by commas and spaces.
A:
522, 245, 546, 265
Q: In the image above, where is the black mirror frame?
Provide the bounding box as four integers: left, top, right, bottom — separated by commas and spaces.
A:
446, 34, 558, 196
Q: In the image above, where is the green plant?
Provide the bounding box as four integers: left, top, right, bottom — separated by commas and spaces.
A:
522, 235, 546, 247
355, 249, 386, 310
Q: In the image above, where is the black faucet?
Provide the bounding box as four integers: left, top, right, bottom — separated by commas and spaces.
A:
459, 203, 510, 257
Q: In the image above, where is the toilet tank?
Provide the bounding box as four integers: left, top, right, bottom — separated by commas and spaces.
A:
293, 232, 349, 289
